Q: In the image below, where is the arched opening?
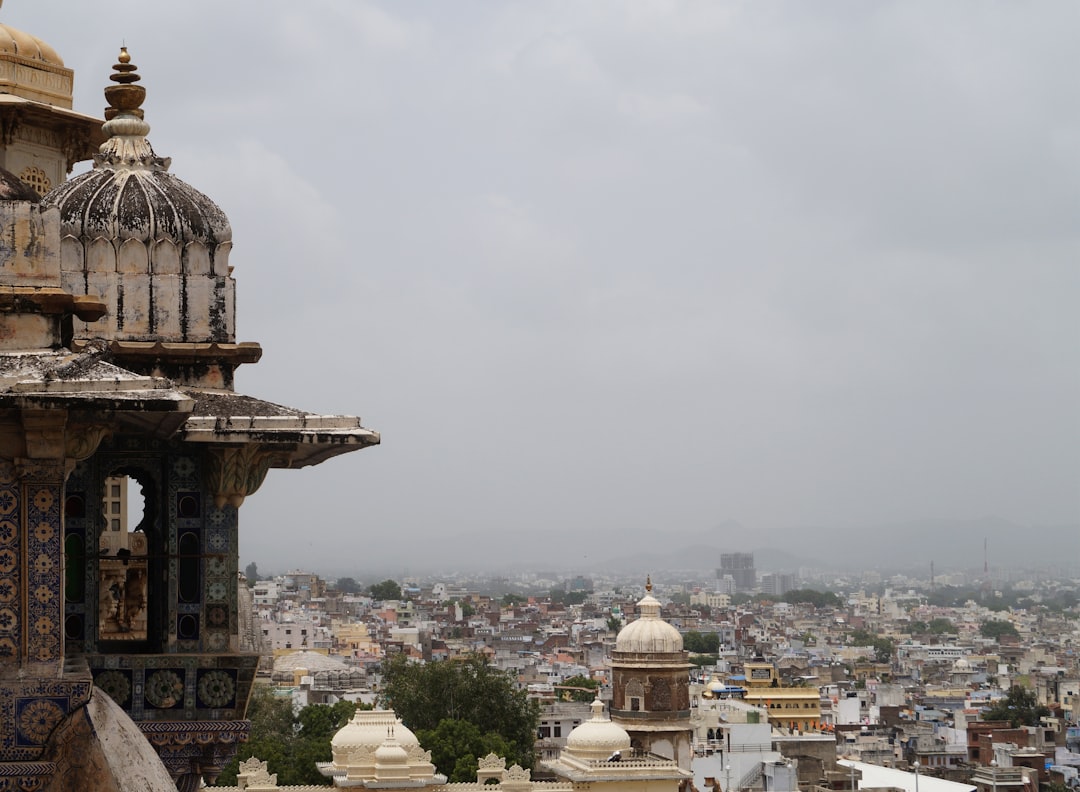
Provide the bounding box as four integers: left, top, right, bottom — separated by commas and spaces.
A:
97, 474, 150, 643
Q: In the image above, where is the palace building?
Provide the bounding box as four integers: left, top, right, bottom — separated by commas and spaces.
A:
0, 10, 378, 792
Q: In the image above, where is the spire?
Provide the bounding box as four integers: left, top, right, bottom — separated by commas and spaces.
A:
97, 47, 170, 171
645, 575, 652, 593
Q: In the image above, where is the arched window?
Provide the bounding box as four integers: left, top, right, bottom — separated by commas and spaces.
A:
97, 474, 150, 643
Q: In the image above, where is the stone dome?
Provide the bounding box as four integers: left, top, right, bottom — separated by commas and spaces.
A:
953, 657, 972, 672
44, 49, 231, 250
331, 709, 420, 765
271, 650, 350, 682
0, 24, 63, 67
41, 48, 238, 346
615, 581, 683, 653
564, 698, 631, 761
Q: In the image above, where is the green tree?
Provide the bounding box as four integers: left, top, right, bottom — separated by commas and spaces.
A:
560, 674, 600, 702
689, 654, 719, 668
416, 719, 513, 783
983, 686, 1049, 727
927, 618, 957, 634
782, 589, 842, 608
847, 629, 894, 664
214, 687, 360, 786
502, 593, 526, 606
369, 579, 402, 601
380, 653, 539, 773
244, 562, 260, 586
683, 631, 721, 654
980, 620, 1019, 640
548, 588, 589, 607
335, 576, 362, 594
606, 615, 622, 633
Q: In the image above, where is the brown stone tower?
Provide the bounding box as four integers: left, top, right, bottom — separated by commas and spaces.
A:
610, 579, 693, 770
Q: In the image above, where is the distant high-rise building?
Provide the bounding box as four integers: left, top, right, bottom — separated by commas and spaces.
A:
718, 552, 756, 593
760, 573, 796, 597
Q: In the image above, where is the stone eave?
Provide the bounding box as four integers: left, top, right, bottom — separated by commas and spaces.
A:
177, 415, 380, 468
70, 339, 263, 366
0, 351, 194, 433
0, 92, 106, 140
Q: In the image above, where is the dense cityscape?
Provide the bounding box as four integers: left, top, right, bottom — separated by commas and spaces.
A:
215, 555, 1080, 790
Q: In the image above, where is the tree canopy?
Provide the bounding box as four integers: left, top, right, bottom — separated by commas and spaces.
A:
847, 629, 894, 664
782, 589, 842, 608
559, 674, 600, 702
369, 579, 402, 601
683, 630, 721, 653
548, 588, 588, 606
415, 719, 513, 782
379, 653, 539, 774
334, 576, 362, 594
213, 686, 359, 786
983, 686, 1050, 727
980, 620, 1019, 640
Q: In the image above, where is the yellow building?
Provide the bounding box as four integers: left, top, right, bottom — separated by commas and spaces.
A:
741, 662, 822, 733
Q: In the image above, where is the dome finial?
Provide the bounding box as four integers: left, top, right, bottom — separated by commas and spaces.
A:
97, 46, 170, 172
105, 45, 145, 119
645, 575, 652, 593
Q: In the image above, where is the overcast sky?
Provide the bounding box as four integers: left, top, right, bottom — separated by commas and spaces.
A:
10, 2, 1079, 575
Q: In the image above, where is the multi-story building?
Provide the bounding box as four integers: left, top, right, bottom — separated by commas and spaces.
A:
719, 553, 756, 593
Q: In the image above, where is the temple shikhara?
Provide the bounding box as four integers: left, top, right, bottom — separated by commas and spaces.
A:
0, 8, 379, 791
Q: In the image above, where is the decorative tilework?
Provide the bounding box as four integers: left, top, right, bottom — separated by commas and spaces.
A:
14, 699, 65, 746
0, 668, 91, 762
0, 466, 19, 661
92, 669, 132, 708
24, 481, 62, 664
195, 669, 236, 709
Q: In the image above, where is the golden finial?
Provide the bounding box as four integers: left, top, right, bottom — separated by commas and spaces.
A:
645, 575, 652, 593
104, 46, 145, 122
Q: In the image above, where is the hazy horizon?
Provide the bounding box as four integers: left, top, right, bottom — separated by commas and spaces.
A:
11, 2, 1079, 574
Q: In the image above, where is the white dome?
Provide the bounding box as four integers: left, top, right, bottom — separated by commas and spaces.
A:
564, 699, 631, 761
331, 709, 420, 762
953, 658, 972, 672
615, 584, 683, 653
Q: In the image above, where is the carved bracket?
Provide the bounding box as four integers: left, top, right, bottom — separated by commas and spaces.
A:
204, 446, 282, 508
64, 424, 111, 463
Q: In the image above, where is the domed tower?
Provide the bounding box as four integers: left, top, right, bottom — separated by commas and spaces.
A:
44, 47, 253, 389
610, 578, 693, 770
0, 3, 103, 192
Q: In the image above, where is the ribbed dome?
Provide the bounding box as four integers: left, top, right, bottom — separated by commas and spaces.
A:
331, 709, 420, 759
564, 699, 631, 761
272, 650, 349, 681
41, 48, 238, 347
47, 166, 231, 246
615, 583, 683, 653
0, 24, 63, 66
43, 47, 231, 249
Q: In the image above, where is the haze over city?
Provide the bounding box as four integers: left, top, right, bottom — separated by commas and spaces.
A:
12, 2, 1078, 575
